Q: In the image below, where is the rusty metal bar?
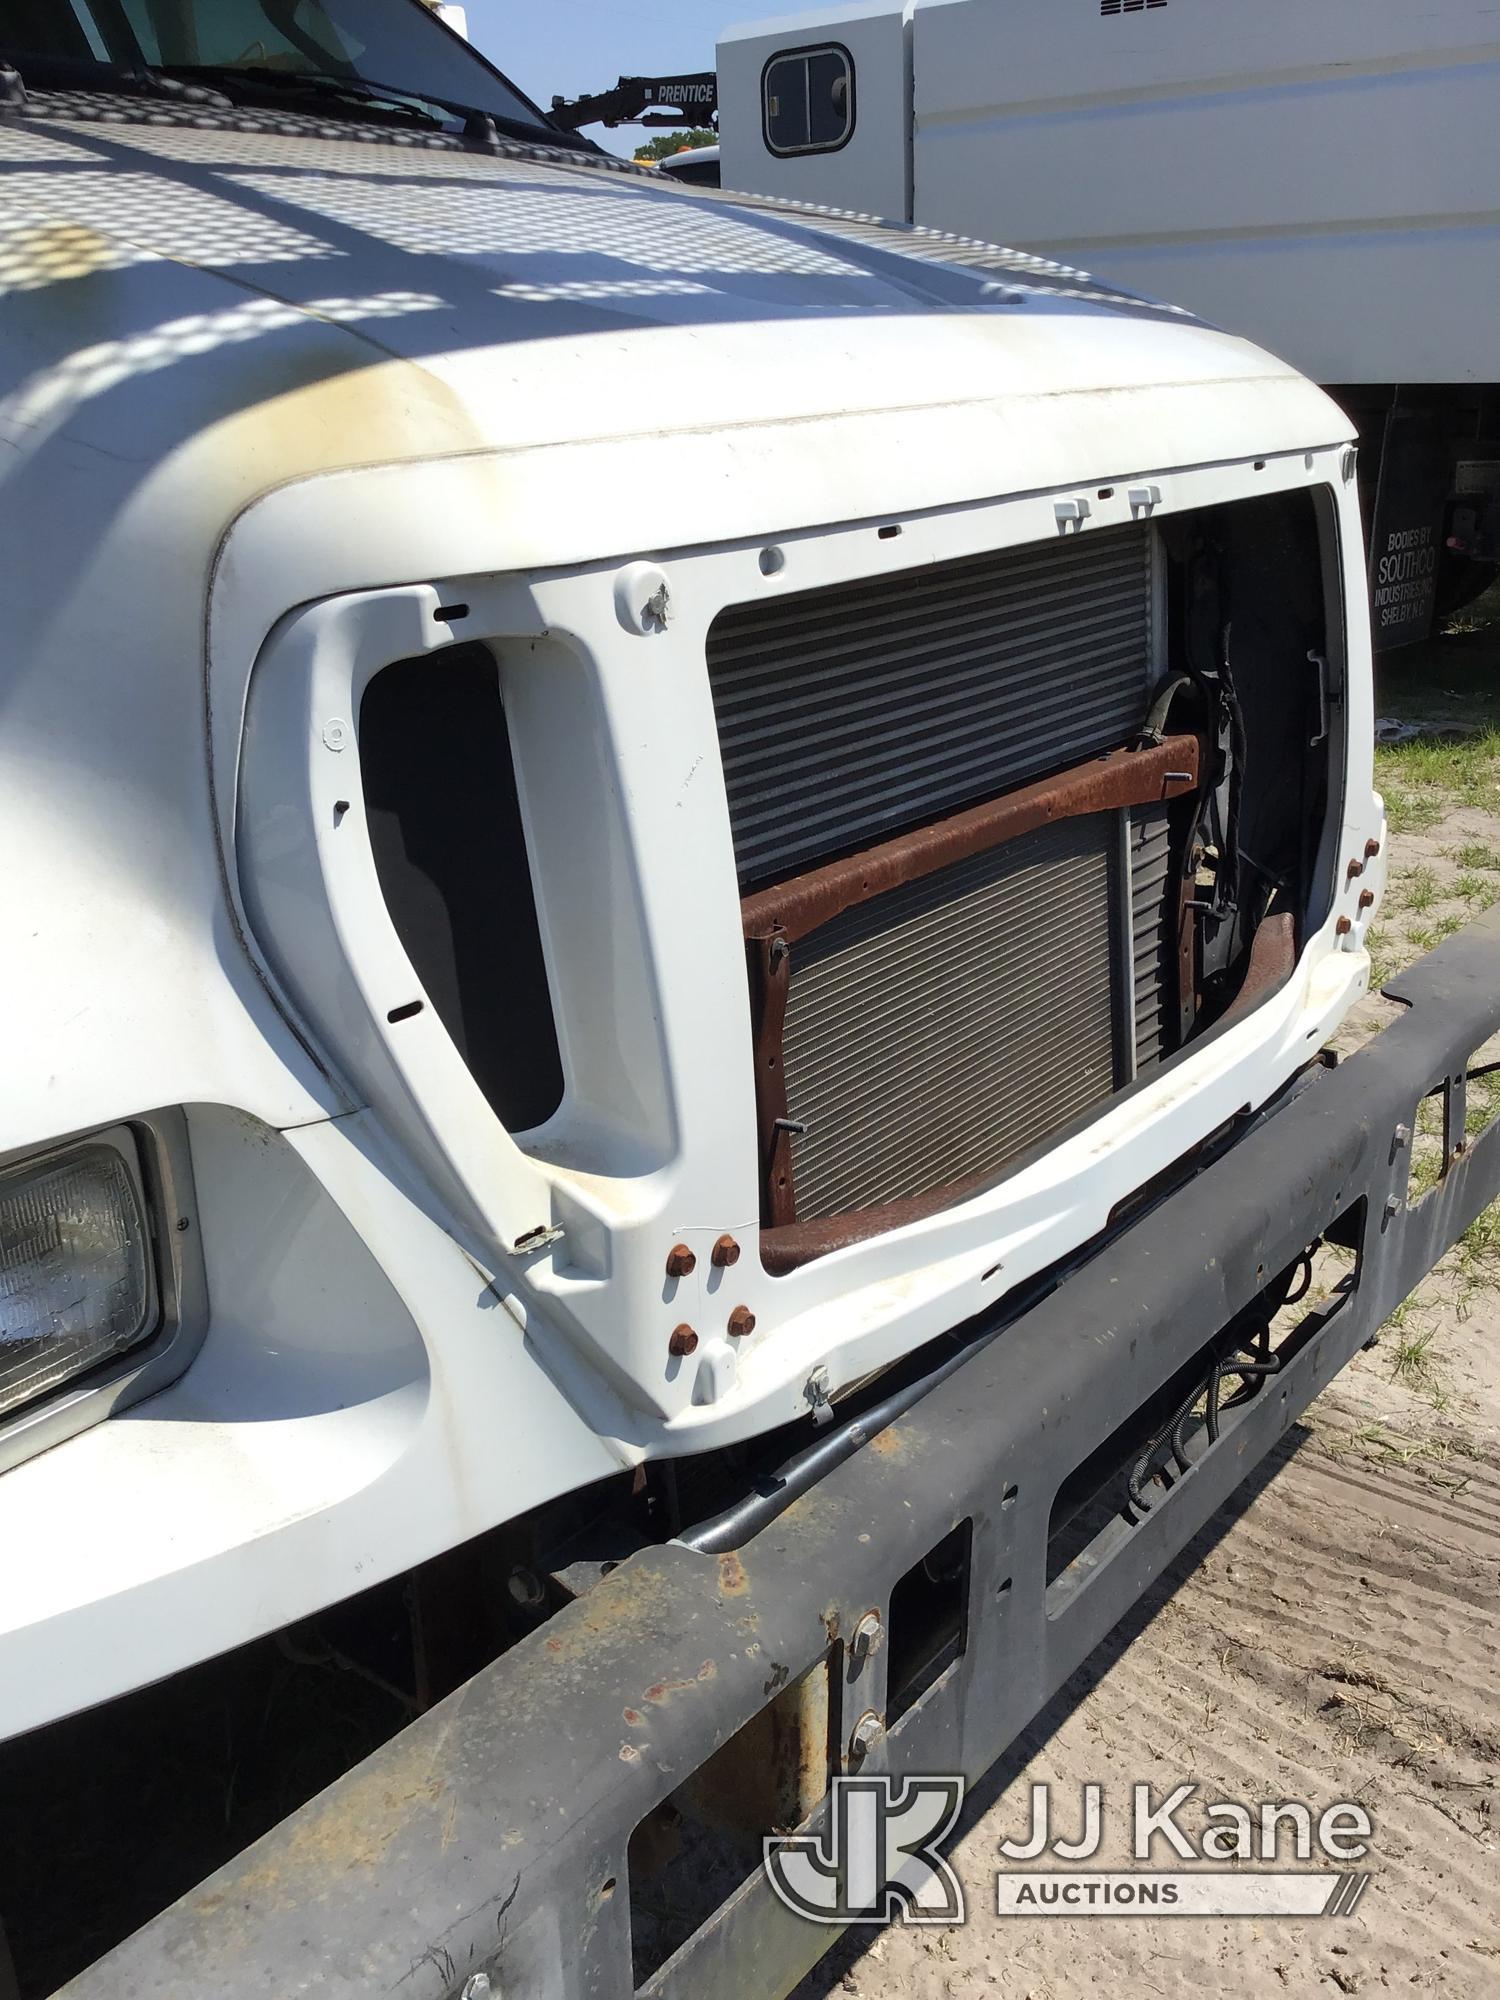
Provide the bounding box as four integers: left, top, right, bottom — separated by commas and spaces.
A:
740, 737, 1200, 946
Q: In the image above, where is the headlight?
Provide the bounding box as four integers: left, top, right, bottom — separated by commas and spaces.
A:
0, 1140, 156, 1421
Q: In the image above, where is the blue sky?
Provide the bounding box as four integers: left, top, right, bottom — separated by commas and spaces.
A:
463, 2, 736, 156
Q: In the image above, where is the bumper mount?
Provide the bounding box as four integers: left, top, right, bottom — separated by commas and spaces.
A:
70, 913, 1500, 2000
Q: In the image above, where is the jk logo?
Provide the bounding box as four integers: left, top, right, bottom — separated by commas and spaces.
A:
764, 1775, 966, 1926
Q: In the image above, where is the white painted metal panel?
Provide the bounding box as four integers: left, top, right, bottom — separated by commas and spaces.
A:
719, 1, 914, 216
911, 0, 1500, 382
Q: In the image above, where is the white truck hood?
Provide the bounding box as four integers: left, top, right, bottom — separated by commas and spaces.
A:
0, 103, 1349, 554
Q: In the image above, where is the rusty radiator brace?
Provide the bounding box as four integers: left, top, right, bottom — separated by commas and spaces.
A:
742, 736, 1202, 1263
67, 907, 1500, 2000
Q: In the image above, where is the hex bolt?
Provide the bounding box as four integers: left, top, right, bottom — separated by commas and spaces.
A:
1358, 889, 1375, 911
727, 1305, 756, 1338
1392, 1123, 1411, 1155
1347, 857, 1365, 880
849, 1710, 884, 1761
507, 1567, 546, 1611
669, 1324, 699, 1358
1336, 916, 1353, 935
711, 1235, 741, 1268
462, 1977, 493, 2000
851, 1611, 885, 1660
665, 1243, 697, 1278
1364, 838, 1382, 859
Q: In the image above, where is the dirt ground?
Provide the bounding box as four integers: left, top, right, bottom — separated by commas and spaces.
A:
798, 592, 1500, 2000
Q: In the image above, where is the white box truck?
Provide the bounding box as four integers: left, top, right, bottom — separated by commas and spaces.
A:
719, 0, 1500, 646
0, 2, 1497, 1995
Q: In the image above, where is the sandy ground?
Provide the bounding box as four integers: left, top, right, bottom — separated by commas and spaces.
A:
797, 606, 1500, 2000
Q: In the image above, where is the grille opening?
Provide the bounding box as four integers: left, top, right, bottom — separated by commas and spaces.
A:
360, 644, 563, 1133
887, 1520, 972, 1725
721, 494, 1334, 1253
627, 1655, 835, 1988
1045, 1209, 1365, 1608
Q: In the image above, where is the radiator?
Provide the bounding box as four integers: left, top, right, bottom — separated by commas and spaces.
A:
778, 816, 1124, 1221
715, 525, 1179, 1230
708, 524, 1156, 886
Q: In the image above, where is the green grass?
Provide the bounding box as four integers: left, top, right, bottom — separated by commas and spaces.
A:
1381, 786, 1444, 835
1363, 923, 1400, 989
1376, 726, 1499, 787
1459, 1200, 1500, 1275
1408, 1149, 1444, 1201
1454, 872, 1495, 904
1374, 730, 1500, 835
1451, 842, 1500, 872
1401, 865, 1438, 913
1331, 1420, 1461, 1477
1466, 1072, 1500, 1135
1390, 1324, 1437, 1382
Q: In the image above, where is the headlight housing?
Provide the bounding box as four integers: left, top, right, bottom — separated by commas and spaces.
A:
1, 1132, 158, 1423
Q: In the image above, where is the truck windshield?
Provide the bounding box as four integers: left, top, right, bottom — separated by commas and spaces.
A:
0, 0, 555, 138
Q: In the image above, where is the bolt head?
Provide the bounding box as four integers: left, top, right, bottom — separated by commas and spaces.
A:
851, 1610, 884, 1659
614, 560, 671, 636
1358, 889, 1375, 911
462, 1977, 493, 2000
849, 1710, 884, 1760
507, 1567, 545, 1610
1336, 915, 1353, 935
711, 1234, 741, 1268
1347, 858, 1365, 879
665, 1243, 697, 1278
669, 1324, 699, 1358
727, 1305, 756, 1338
1365, 838, 1382, 859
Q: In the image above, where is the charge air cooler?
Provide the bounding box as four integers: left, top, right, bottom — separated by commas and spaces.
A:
707, 525, 1198, 1266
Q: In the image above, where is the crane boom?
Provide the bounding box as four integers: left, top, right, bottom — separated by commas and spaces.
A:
549, 72, 717, 133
